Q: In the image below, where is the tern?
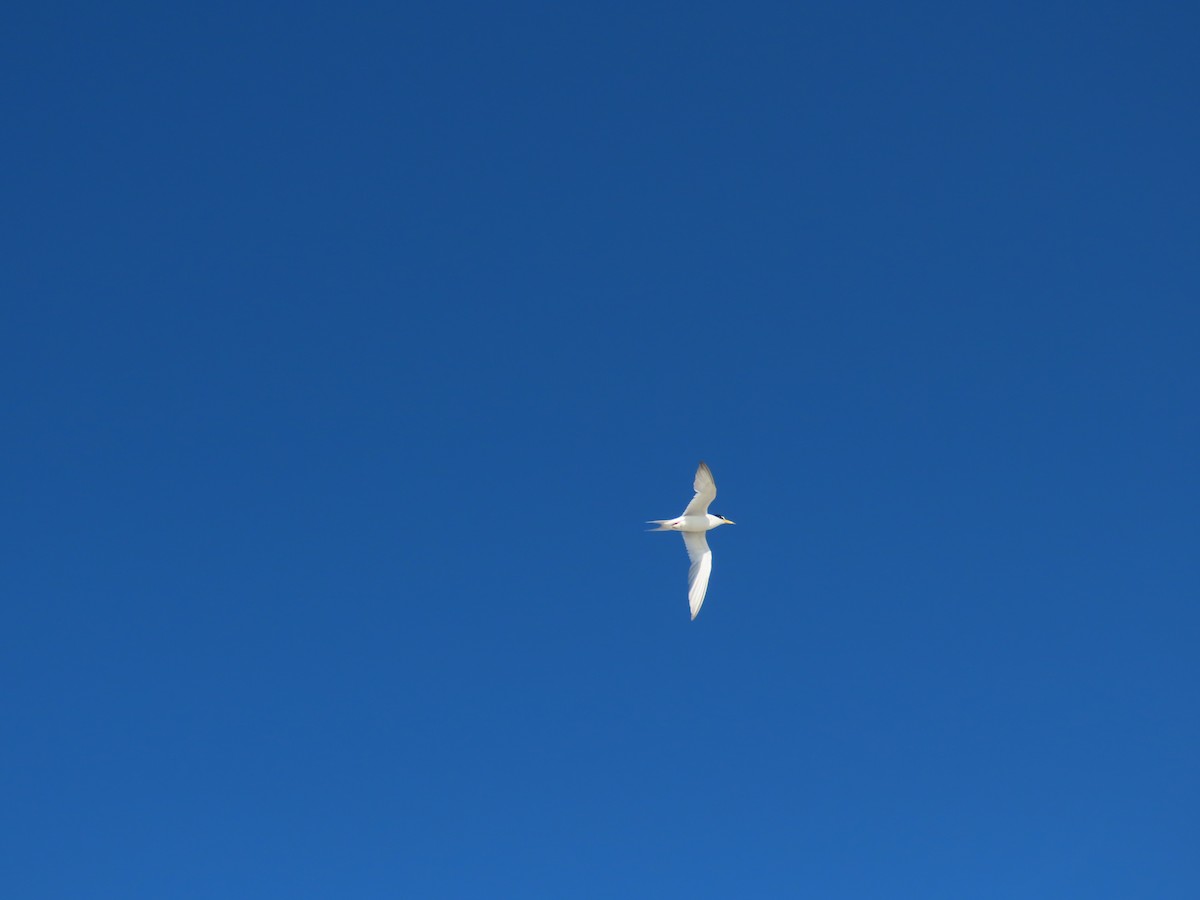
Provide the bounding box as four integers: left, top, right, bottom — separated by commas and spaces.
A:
648, 461, 735, 619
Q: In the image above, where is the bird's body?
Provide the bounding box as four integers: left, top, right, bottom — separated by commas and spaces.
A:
657, 514, 725, 532
647, 462, 735, 619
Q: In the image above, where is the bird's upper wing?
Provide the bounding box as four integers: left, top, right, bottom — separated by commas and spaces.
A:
681, 461, 717, 517
682, 530, 713, 620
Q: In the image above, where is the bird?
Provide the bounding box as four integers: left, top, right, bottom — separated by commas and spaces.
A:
647, 461, 735, 619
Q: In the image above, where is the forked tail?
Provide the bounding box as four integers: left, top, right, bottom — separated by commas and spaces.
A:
645, 519, 676, 531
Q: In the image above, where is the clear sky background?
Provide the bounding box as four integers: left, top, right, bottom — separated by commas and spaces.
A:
4, 2, 1198, 897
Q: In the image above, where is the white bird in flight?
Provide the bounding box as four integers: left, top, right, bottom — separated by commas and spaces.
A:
648, 461, 735, 619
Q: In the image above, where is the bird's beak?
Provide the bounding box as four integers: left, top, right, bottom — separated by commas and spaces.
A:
726, 519, 736, 525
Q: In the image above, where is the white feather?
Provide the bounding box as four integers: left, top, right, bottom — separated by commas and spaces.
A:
682, 531, 712, 620
682, 461, 717, 517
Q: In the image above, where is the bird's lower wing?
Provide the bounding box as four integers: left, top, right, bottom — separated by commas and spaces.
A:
682, 531, 712, 620
681, 461, 717, 517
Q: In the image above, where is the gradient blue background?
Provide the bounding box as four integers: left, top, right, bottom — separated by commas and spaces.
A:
3, 2, 1198, 897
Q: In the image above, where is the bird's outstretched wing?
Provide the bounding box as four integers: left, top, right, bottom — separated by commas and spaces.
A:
681, 461, 717, 517
682, 530, 712, 620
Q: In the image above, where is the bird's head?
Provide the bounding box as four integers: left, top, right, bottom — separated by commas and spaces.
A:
716, 515, 736, 526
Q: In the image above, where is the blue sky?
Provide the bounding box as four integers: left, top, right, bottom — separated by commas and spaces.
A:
3, 2, 1198, 897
